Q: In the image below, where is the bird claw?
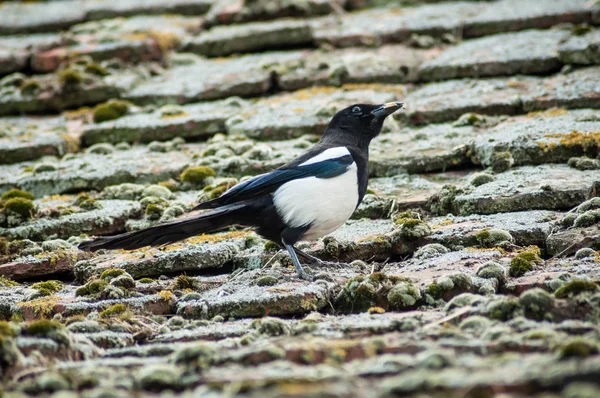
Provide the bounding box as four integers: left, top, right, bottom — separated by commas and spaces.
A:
297, 269, 315, 281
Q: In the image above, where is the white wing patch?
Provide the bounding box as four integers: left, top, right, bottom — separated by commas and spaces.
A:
273, 162, 359, 241
299, 147, 351, 166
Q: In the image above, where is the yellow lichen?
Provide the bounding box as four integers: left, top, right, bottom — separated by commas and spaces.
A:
526, 108, 567, 118
63, 106, 92, 120
158, 290, 174, 301
540, 131, 600, 154
160, 112, 190, 120
166, 230, 251, 249
16, 296, 59, 318
430, 219, 454, 229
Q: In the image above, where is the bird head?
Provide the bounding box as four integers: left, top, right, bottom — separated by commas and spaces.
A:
323, 102, 404, 145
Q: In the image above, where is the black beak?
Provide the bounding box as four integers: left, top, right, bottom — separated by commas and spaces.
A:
371, 102, 404, 118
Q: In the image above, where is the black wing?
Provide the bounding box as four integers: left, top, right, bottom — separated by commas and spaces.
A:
195, 153, 353, 210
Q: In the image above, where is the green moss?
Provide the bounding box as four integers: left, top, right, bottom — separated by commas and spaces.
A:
145, 203, 164, 221
519, 288, 554, 321
1, 189, 34, 201
20, 79, 41, 96
490, 151, 513, 173
574, 210, 600, 228
509, 247, 542, 277
558, 338, 599, 359
572, 24, 592, 36
208, 185, 228, 200
75, 285, 90, 296
335, 273, 410, 313
469, 172, 495, 187
92, 100, 130, 123
251, 317, 291, 336
0, 237, 8, 256
23, 319, 62, 336
3, 197, 34, 218
392, 217, 432, 241
172, 342, 216, 370
80, 198, 102, 211
76, 279, 108, 296
0, 321, 16, 337
387, 282, 421, 309
425, 282, 443, 300
554, 279, 598, 298
476, 261, 506, 282
84, 62, 108, 76
459, 315, 491, 332
263, 240, 279, 252
139, 278, 155, 284
453, 112, 484, 127
57, 68, 83, 86
255, 275, 278, 286
100, 268, 125, 281
0, 276, 19, 287
99, 303, 127, 318
476, 228, 513, 248
180, 166, 216, 184
31, 280, 62, 296
173, 274, 198, 290
485, 296, 520, 321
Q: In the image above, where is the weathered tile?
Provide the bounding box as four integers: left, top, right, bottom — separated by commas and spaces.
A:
399, 76, 534, 125
74, 232, 250, 280
18, 292, 176, 321
522, 66, 600, 111
225, 86, 402, 140
420, 29, 568, 81
382, 249, 504, 287
1, 199, 142, 241
124, 52, 303, 105
368, 171, 473, 208
559, 29, 600, 65
0, 250, 93, 281
448, 164, 599, 215
0, 116, 79, 164
32, 16, 203, 73
0, 1, 86, 35
370, 122, 476, 174
470, 109, 600, 168
0, 68, 142, 116
0, 33, 63, 76
183, 19, 312, 57
0, 146, 192, 197
176, 269, 335, 319
278, 45, 437, 91
203, 0, 341, 27
429, 210, 562, 248
463, 0, 595, 38
83, 0, 212, 20
312, 2, 487, 47
82, 98, 248, 146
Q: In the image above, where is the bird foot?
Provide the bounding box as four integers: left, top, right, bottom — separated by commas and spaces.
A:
296, 269, 315, 281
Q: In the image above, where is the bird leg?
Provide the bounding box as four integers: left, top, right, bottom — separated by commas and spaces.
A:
284, 244, 314, 281
294, 247, 346, 270
293, 247, 322, 264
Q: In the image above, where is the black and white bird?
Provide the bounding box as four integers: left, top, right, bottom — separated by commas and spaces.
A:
79, 102, 404, 279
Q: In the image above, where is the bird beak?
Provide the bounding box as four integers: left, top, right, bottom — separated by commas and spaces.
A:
371, 102, 404, 118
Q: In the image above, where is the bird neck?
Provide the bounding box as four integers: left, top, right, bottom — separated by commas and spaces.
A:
320, 128, 372, 151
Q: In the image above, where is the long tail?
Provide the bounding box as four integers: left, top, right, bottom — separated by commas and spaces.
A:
78, 203, 247, 252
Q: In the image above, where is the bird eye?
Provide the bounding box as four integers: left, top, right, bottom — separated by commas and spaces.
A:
352, 106, 361, 113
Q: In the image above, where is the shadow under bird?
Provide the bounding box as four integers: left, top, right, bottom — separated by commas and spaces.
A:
79, 102, 404, 279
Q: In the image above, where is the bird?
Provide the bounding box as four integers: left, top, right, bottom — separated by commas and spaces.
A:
79, 102, 404, 280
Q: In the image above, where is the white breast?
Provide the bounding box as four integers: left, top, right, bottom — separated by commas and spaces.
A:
273, 162, 359, 241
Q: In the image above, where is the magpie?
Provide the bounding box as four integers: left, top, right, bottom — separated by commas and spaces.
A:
79, 102, 403, 279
